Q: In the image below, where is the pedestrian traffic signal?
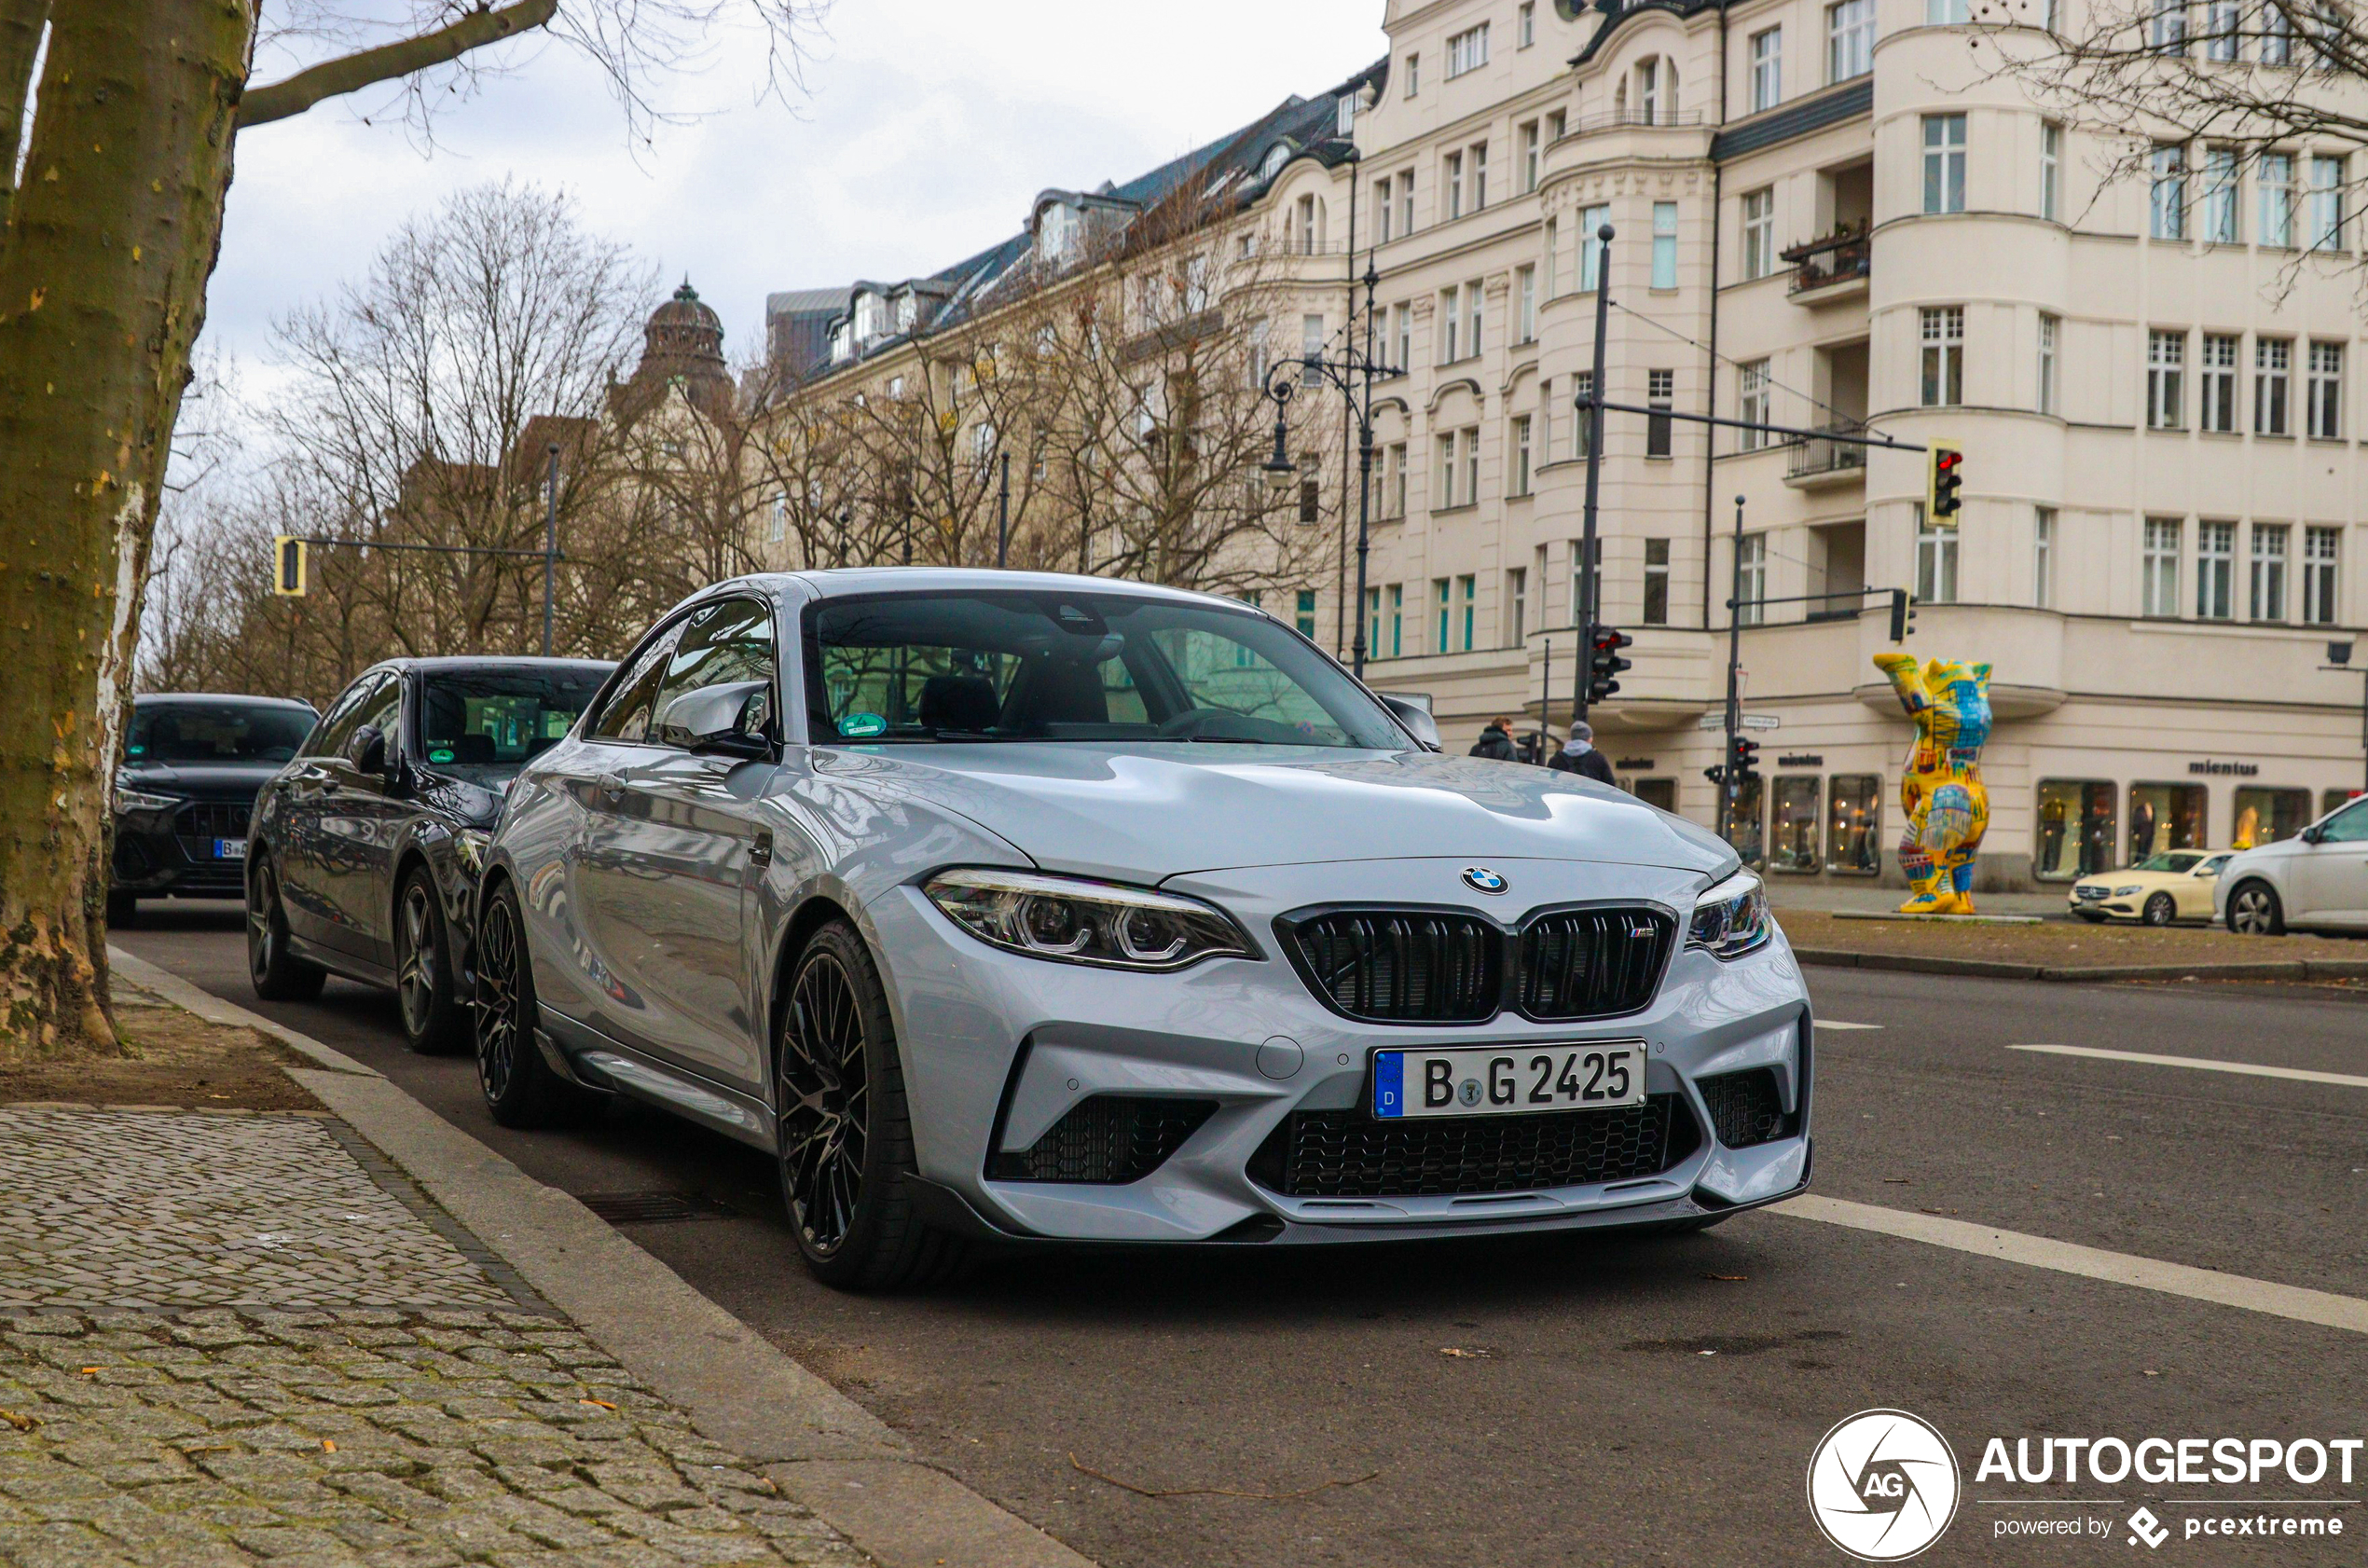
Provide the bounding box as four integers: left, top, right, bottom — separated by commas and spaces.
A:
1703, 763, 1727, 786
1926, 441, 1963, 524
1588, 626, 1633, 704
1888, 586, 1917, 642
1731, 735, 1762, 783
272, 536, 308, 598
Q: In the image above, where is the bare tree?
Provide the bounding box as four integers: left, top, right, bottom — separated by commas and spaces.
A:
0, 0, 824, 1057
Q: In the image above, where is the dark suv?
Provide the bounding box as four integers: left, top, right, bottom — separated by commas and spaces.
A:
111, 694, 320, 922
246, 657, 613, 1052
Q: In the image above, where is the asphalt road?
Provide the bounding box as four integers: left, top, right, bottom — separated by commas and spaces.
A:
118, 902, 2367, 1567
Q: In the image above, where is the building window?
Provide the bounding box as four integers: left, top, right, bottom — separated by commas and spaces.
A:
1516, 265, 1537, 343
2304, 525, 2340, 624
1386, 441, 1408, 517
2200, 333, 2238, 432
2203, 145, 2238, 242
1434, 577, 1450, 650
1470, 142, 1490, 210
1434, 433, 1457, 507
2196, 518, 2236, 618
2041, 121, 2061, 220
1652, 200, 1678, 288
1507, 568, 1528, 645
1826, 775, 1883, 874
1458, 574, 1477, 651
2037, 312, 2059, 415
1521, 121, 1541, 193
1574, 370, 1595, 457
1742, 187, 1776, 280
2152, 0, 2189, 53
2259, 151, 2295, 247
1519, 1, 1536, 48
1301, 313, 1325, 386
1439, 286, 1462, 363
2257, 337, 2292, 433
1916, 504, 1959, 603
2233, 786, 2313, 848
2034, 506, 2056, 607
1296, 590, 1318, 640
2142, 516, 2182, 615
2036, 779, 2117, 881
1928, 0, 1969, 21
1738, 532, 1769, 625
2312, 155, 2347, 250
1636, 57, 1662, 122
1466, 280, 1484, 359
2150, 144, 2187, 240
1461, 426, 1480, 507
1829, 0, 1875, 81
2263, 6, 2292, 62
1644, 537, 1671, 625
1444, 151, 1464, 221
1397, 172, 1414, 238
1447, 22, 1491, 78
1770, 776, 1822, 873
1579, 204, 1609, 288
2308, 340, 2343, 437
1751, 26, 1783, 112
1387, 584, 1404, 655
2205, 0, 2240, 58
1738, 359, 1771, 450
2251, 522, 2289, 620
1922, 114, 1966, 214
1392, 302, 1411, 372
1373, 179, 1394, 243
1647, 367, 1674, 456
2128, 782, 2208, 860
2147, 328, 2185, 429
1405, 52, 1420, 96
1920, 306, 1964, 406
1512, 414, 1534, 496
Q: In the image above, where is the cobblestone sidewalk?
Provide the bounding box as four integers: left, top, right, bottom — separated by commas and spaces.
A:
0, 1107, 864, 1568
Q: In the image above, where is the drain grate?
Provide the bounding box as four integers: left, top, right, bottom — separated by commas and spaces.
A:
574, 1191, 736, 1226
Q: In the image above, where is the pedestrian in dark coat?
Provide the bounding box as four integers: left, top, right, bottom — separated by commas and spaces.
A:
1547, 721, 1618, 785
1468, 717, 1517, 762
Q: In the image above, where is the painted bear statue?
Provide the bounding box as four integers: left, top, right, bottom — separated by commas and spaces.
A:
1872, 652, 1992, 915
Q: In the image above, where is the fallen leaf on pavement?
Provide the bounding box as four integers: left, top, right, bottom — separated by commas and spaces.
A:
581, 1397, 618, 1410
0, 1410, 34, 1431
1439, 1346, 1492, 1359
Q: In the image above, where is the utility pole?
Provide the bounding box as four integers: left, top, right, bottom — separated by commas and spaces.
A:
1575, 223, 1614, 727
1723, 494, 1746, 846
1540, 637, 1552, 762
997, 452, 1011, 570
542, 443, 560, 657
2322, 640, 2368, 795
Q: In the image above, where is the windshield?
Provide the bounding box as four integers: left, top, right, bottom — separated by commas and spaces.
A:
805, 590, 1404, 750
418, 667, 611, 782
2135, 852, 2207, 873
127, 701, 314, 765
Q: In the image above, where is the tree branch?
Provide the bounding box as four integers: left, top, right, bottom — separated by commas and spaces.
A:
236, 0, 558, 131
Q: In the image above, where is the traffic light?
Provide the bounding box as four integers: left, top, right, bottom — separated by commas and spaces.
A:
1926, 441, 1963, 524
1587, 626, 1633, 703
1731, 735, 1762, 784
272, 536, 308, 598
1887, 586, 1918, 642
1703, 763, 1728, 787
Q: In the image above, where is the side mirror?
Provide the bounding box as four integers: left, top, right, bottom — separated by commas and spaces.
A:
2299, 825, 2325, 846
348, 723, 390, 778
657, 681, 775, 760
1380, 695, 1441, 751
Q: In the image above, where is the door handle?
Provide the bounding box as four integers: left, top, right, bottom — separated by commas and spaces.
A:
750, 829, 775, 868
597, 773, 625, 803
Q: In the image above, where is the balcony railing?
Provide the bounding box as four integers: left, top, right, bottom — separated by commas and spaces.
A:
1784, 431, 1868, 481
1565, 107, 1707, 135
1781, 227, 1872, 295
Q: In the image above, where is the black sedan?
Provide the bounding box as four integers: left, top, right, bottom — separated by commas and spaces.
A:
246, 656, 613, 1052
112, 694, 320, 923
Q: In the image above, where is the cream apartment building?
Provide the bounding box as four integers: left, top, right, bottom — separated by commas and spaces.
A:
1329, 0, 2368, 890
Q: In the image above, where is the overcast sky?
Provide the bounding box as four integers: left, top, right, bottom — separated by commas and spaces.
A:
211, 1, 1387, 376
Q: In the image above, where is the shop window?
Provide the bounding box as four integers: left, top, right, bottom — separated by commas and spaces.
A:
2127, 782, 2208, 861
2326, 789, 2364, 819
1770, 776, 1823, 872
1633, 777, 1678, 812
1825, 775, 1883, 874
2035, 779, 2116, 881
2232, 787, 2311, 848
1722, 777, 1765, 867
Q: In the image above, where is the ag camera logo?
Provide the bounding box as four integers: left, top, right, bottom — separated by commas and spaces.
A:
1807, 1410, 1962, 1561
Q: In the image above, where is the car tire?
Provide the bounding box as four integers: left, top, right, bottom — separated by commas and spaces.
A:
2226, 880, 2285, 937
105, 889, 138, 928
247, 855, 326, 1002
2141, 893, 2177, 927
775, 919, 967, 1292
395, 868, 467, 1055
473, 880, 589, 1128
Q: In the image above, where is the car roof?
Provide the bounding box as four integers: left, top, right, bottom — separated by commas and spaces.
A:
134, 692, 316, 708
378, 656, 617, 673
770, 567, 1260, 615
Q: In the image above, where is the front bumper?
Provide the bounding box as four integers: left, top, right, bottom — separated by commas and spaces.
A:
112, 800, 253, 898
864, 858, 1814, 1245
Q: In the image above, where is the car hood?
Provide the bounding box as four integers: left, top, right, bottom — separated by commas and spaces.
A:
118, 762, 282, 798
805, 742, 1739, 883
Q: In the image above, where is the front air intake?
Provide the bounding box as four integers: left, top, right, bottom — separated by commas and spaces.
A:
987, 1095, 1216, 1185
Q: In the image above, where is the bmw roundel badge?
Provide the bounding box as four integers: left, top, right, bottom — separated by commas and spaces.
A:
1462, 865, 1509, 895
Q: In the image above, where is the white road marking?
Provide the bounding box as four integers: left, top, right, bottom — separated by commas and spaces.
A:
1768, 1196, 2368, 1337
1815, 1020, 1884, 1030
2008, 1043, 2368, 1090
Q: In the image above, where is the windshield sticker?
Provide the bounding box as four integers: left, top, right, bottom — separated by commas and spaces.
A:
838, 712, 888, 738
429, 748, 456, 763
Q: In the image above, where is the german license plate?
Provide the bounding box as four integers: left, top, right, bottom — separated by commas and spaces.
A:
215, 838, 247, 860
1371, 1042, 1646, 1120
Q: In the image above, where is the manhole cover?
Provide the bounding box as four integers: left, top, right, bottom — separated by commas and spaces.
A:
575, 1191, 735, 1225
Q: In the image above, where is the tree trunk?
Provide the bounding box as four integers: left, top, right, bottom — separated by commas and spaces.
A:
0, 0, 254, 1057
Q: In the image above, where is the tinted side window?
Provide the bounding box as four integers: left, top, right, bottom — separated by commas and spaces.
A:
343, 679, 402, 763
305, 676, 382, 759
2321, 800, 2368, 844
650, 598, 777, 742
588, 623, 685, 743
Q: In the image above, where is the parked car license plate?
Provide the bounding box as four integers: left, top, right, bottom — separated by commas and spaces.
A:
215, 838, 247, 860
1371, 1042, 1646, 1120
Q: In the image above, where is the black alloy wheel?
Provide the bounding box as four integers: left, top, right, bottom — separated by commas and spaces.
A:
2227, 880, 2285, 937
395, 871, 466, 1053
473, 881, 583, 1126
247, 856, 325, 1001
776, 920, 964, 1290
2141, 892, 2178, 927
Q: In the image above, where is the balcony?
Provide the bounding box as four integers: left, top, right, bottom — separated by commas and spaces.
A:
1782, 227, 1870, 306
1783, 430, 1868, 489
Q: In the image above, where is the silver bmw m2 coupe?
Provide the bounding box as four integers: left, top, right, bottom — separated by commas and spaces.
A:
476, 570, 1813, 1288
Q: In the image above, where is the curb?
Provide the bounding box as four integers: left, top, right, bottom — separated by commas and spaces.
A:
115, 949, 1094, 1568
1794, 947, 2368, 984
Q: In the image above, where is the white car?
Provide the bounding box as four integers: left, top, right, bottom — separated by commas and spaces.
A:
2214, 794, 2368, 935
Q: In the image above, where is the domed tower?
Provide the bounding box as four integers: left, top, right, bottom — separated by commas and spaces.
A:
620, 280, 732, 420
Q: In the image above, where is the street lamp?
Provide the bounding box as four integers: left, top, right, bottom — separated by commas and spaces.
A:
1260, 381, 1300, 495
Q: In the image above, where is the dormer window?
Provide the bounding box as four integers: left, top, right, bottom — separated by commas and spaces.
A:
1038, 201, 1080, 264
853, 291, 887, 343
829, 322, 852, 364
1337, 94, 1356, 136
1261, 143, 1291, 182
893, 293, 916, 333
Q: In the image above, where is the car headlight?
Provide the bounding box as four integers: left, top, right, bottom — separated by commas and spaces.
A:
1687, 870, 1773, 960
923, 868, 1257, 971
2113, 885, 2142, 897
455, 829, 492, 876
114, 787, 180, 815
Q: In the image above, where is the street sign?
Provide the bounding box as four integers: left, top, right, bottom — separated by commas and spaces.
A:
1699, 712, 1781, 731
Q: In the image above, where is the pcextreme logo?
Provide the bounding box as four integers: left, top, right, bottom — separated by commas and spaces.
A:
1807, 1409, 1963, 1561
